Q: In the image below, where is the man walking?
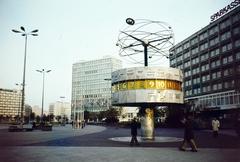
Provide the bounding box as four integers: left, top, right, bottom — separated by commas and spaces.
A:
212, 117, 220, 138
179, 115, 198, 152
130, 118, 139, 146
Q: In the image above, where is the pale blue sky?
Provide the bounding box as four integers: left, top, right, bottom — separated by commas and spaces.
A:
0, 0, 231, 111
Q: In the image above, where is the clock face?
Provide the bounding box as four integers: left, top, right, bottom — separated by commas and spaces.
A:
117, 18, 174, 66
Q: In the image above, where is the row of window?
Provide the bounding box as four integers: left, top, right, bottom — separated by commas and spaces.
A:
199, 91, 240, 107
171, 39, 240, 66
175, 13, 240, 53
185, 67, 235, 85
185, 80, 235, 96
177, 56, 235, 71
173, 46, 239, 69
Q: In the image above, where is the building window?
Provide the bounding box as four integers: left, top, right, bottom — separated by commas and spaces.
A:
222, 43, 232, 53
199, 31, 208, 41
216, 60, 221, 66
210, 37, 219, 46
210, 48, 220, 57
170, 58, 176, 65
200, 42, 208, 51
218, 83, 222, 90
184, 61, 191, 68
207, 74, 210, 81
228, 55, 233, 62
211, 60, 221, 68
183, 42, 190, 50
183, 51, 190, 59
223, 55, 233, 64
213, 84, 217, 91
224, 80, 235, 89
233, 26, 240, 35
202, 75, 206, 82
223, 69, 228, 76
237, 65, 240, 73
176, 46, 182, 53
220, 18, 231, 30
220, 31, 231, 41
176, 55, 183, 62
217, 71, 221, 78
203, 86, 207, 93
236, 52, 240, 60
191, 47, 199, 55
192, 67, 200, 75
200, 53, 208, 61
193, 89, 197, 95
211, 61, 216, 68
209, 25, 218, 35
212, 72, 217, 79
191, 37, 198, 45
202, 74, 210, 82
233, 13, 240, 23
192, 57, 199, 65
235, 39, 240, 47
223, 68, 233, 76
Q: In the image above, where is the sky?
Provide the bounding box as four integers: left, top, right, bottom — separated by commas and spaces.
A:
0, 0, 231, 111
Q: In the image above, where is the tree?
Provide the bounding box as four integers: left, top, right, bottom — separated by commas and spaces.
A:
36, 115, 41, 123
105, 108, 119, 124
84, 111, 90, 121
165, 105, 185, 127
0, 115, 3, 123
98, 111, 107, 121
55, 115, 62, 122
42, 114, 47, 122
30, 112, 35, 121
48, 114, 54, 123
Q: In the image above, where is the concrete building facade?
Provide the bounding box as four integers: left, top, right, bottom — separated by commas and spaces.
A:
71, 56, 122, 122
49, 101, 71, 120
169, 5, 240, 112
0, 88, 22, 117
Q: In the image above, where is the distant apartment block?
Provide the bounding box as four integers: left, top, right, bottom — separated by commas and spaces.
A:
49, 101, 71, 120
32, 105, 41, 116
0, 88, 22, 117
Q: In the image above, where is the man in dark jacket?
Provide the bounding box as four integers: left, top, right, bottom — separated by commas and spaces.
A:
130, 118, 139, 146
179, 115, 198, 152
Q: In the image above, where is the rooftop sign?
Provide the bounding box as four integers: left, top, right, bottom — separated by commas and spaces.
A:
210, 0, 240, 22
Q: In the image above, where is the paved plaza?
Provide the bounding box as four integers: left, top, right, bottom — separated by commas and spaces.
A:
0, 124, 240, 162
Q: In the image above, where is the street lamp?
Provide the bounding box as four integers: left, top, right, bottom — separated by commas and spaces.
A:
12, 26, 38, 126
15, 83, 22, 121
36, 69, 51, 123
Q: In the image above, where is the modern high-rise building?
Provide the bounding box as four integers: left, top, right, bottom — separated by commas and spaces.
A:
71, 56, 122, 122
169, 5, 240, 113
0, 88, 22, 117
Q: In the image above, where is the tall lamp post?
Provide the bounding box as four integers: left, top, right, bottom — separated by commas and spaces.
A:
36, 69, 51, 123
12, 26, 38, 126
15, 83, 22, 122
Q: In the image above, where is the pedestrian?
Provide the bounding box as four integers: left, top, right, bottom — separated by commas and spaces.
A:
212, 117, 220, 138
32, 121, 36, 129
81, 120, 84, 129
130, 118, 139, 146
179, 115, 198, 152
79, 121, 81, 129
